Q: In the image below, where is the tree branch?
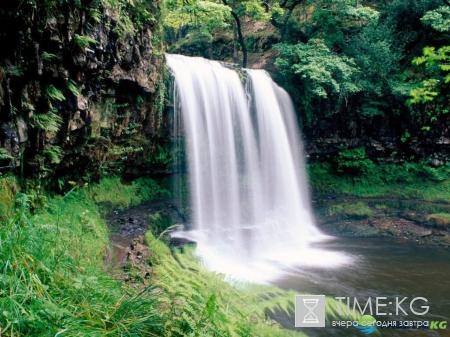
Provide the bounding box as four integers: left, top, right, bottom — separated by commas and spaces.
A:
222, 0, 247, 67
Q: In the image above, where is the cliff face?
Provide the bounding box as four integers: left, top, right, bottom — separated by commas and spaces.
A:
0, 1, 170, 182
302, 110, 450, 167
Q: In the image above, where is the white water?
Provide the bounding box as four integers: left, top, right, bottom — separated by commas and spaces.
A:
167, 54, 350, 283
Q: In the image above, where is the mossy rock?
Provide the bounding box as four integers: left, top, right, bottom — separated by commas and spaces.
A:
427, 213, 450, 228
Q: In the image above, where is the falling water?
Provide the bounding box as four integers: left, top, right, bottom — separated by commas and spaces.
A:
167, 54, 349, 283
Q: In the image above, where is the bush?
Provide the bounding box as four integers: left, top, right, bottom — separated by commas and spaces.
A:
89, 176, 171, 212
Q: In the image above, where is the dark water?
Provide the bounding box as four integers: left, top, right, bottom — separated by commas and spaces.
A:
272, 237, 450, 336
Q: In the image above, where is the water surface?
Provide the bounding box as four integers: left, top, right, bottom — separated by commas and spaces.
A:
272, 237, 450, 336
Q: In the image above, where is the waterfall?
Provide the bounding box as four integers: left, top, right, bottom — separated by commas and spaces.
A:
167, 54, 349, 283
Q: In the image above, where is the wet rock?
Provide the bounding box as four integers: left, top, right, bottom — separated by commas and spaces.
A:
432, 229, 447, 236
421, 230, 433, 237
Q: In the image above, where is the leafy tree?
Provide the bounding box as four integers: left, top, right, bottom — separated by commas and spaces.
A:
219, 0, 283, 66
407, 0, 450, 123
163, 0, 231, 31
421, 5, 450, 32
275, 39, 361, 120
409, 46, 450, 104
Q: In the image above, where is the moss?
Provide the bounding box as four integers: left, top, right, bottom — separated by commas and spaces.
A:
309, 161, 450, 203
328, 202, 374, 219
427, 213, 450, 228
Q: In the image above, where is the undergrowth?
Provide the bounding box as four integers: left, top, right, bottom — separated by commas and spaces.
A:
146, 233, 358, 336
89, 176, 171, 212
309, 161, 450, 203
0, 176, 163, 336
328, 202, 374, 219
0, 174, 359, 336
427, 213, 450, 228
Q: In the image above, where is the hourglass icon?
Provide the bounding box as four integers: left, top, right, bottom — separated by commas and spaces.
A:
302, 298, 319, 324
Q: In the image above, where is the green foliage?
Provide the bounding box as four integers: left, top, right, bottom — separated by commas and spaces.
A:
421, 6, 450, 32
41, 51, 57, 60
74, 34, 100, 49
31, 111, 63, 132
275, 40, 361, 113
103, 0, 159, 35
309, 160, 450, 202
154, 79, 167, 125
148, 212, 173, 235
408, 46, 450, 104
336, 147, 374, 175
328, 202, 374, 219
42, 146, 63, 164
146, 234, 357, 337
164, 0, 231, 30
346, 22, 402, 99
147, 143, 173, 167
427, 213, 450, 227
67, 79, 80, 97
135, 176, 172, 200
89, 8, 102, 23
89, 176, 171, 211
0, 148, 14, 160
46, 85, 65, 102
0, 177, 163, 336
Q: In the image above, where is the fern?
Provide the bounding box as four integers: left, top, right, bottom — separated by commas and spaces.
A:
32, 111, 62, 132
0, 148, 13, 160
89, 8, 102, 23
41, 51, 57, 60
67, 79, 80, 97
74, 34, 100, 49
43, 146, 63, 164
46, 85, 65, 102
145, 233, 361, 337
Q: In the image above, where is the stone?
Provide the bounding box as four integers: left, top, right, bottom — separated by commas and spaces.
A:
77, 96, 88, 110
16, 116, 28, 142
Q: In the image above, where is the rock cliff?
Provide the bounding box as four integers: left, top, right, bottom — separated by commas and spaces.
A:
0, 1, 169, 182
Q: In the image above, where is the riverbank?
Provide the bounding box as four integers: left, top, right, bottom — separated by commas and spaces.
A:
2, 176, 355, 336
309, 161, 450, 246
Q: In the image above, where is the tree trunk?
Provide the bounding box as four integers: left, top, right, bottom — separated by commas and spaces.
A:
230, 11, 247, 67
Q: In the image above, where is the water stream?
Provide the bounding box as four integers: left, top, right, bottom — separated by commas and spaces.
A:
273, 237, 450, 336
166, 55, 450, 335
167, 54, 349, 283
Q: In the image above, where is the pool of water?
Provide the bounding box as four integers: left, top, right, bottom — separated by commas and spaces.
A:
271, 237, 450, 336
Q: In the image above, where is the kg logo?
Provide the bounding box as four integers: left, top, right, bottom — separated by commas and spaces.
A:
355, 315, 377, 335
295, 295, 325, 327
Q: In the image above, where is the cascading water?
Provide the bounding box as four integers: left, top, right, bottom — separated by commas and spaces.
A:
167, 54, 349, 283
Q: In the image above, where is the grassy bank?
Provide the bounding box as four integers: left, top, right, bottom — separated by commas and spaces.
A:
0, 176, 168, 336
0, 177, 358, 337
0, 175, 357, 336
308, 161, 450, 203
145, 233, 356, 336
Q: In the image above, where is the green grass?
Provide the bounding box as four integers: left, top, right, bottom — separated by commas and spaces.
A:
328, 202, 374, 218
308, 161, 450, 203
427, 213, 450, 228
0, 176, 163, 336
89, 176, 171, 212
146, 233, 359, 337
0, 174, 362, 337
